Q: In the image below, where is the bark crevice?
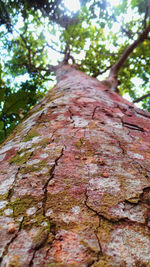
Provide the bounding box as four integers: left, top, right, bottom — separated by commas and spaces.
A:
0, 217, 24, 264
42, 147, 64, 217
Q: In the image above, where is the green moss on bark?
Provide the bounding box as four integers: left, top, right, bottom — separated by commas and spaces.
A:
23, 130, 39, 142
10, 196, 49, 230
8, 152, 32, 165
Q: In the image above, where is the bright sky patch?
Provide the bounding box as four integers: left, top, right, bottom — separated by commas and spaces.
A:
109, 0, 121, 5
64, 0, 80, 12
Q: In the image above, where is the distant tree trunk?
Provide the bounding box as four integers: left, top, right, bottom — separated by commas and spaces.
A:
0, 65, 150, 267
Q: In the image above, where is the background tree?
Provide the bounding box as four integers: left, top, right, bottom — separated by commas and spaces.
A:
0, 0, 150, 144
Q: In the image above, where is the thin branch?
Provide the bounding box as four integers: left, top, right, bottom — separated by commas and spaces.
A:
0, 0, 12, 31
92, 65, 112, 78
14, 30, 33, 67
26, 63, 56, 74
32, 47, 46, 56
37, 65, 57, 72
40, 5, 79, 28
121, 27, 133, 39
133, 93, 150, 103
46, 43, 64, 54
12, 27, 58, 74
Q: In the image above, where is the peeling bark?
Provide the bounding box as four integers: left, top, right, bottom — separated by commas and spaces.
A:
0, 65, 150, 266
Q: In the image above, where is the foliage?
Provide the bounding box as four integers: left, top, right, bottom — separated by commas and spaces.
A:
0, 66, 46, 143
0, 0, 150, 143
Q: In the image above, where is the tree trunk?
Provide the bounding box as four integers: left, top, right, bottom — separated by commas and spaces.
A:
0, 65, 150, 267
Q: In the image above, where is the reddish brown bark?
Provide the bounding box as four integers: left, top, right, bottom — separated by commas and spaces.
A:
0, 65, 150, 266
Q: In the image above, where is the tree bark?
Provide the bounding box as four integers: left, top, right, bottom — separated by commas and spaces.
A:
0, 65, 150, 266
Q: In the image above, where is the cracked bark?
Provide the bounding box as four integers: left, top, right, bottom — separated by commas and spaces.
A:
122, 121, 145, 132
42, 147, 64, 216
0, 65, 150, 266
84, 189, 103, 251
0, 216, 24, 264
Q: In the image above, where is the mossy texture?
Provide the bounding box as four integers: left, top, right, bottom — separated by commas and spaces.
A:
23, 129, 39, 142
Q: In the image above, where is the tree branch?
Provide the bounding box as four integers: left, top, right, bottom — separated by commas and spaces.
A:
39, 3, 79, 28
143, 0, 150, 28
32, 47, 46, 56
26, 63, 56, 74
133, 93, 150, 103
56, 43, 76, 66
0, 0, 12, 31
109, 22, 150, 78
121, 27, 133, 39
46, 43, 64, 54
13, 28, 58, 75
92, 65, 112, 78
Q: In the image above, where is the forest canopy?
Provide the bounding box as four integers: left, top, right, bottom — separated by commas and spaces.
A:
0, 0, 150, 143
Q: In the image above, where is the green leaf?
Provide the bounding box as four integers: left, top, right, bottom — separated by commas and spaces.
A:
0, 121, 4, 130
0, 87, 5, 102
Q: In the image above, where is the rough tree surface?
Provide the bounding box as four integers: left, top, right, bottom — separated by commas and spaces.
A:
0, 65, 150, 266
